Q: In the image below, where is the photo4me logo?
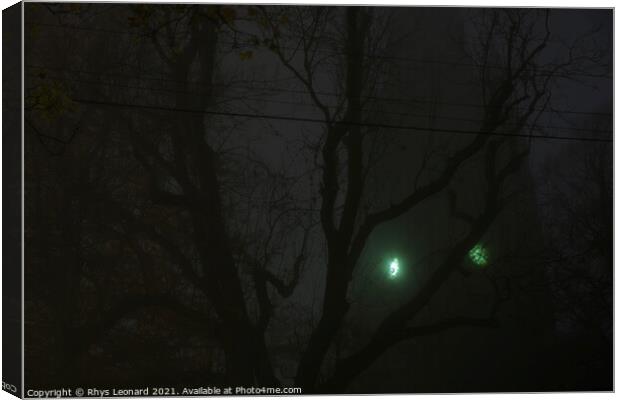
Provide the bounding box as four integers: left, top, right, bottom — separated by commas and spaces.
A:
2, 382, 17, 394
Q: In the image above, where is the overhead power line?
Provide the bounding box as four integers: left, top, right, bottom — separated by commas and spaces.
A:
32, 72, 614, 136
26, 64, 613, 118
68, 97, 612, 143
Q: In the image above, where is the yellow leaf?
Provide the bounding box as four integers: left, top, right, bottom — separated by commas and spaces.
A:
239, 50, 253, 61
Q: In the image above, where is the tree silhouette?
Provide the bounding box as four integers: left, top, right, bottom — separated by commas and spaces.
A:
23, 4, 612, 393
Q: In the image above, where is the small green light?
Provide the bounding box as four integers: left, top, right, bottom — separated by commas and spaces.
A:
388, 258, 400, 278
469, 245, 488, 267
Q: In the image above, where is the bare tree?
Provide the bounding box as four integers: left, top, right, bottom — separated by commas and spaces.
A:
24, 5, 610, 392
257, 7, 605, 390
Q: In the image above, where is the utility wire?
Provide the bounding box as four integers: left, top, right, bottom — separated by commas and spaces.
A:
33, 72, 614, 136
68, 97, 612, 143
26, 64, 613, 118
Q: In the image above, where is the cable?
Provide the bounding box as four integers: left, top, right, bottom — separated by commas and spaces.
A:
69, 97, 612, 143
32, 72, 614, 136
26, 64, 613, 118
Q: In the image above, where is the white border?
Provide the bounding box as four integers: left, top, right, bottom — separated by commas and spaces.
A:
0, 2, 616, 400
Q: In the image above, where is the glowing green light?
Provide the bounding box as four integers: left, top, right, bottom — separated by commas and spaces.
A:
469, 245, 489, 267
388, 258, 400, 278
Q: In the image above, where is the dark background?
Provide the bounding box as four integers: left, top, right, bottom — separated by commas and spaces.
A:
23, 4, 612, 394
